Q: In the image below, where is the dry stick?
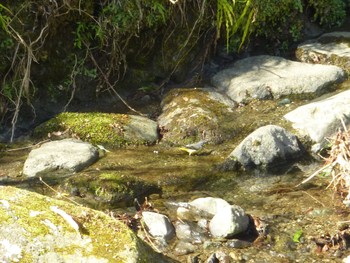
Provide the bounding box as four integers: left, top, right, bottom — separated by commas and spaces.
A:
301, 190, 326, 207
63, 54, 79, 112
8, 24, 49, 142
296, 163, 333, 187
39, 177, 82, 206
5, 139, 50, 152
139, 219, 161, 253
88, 51, 146, 117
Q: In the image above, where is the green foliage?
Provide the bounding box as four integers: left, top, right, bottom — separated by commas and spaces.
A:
216, 0, 255, 51
292, 229, 303, 243
0, 3, 11, 32
308, 0, 346, 28
252, 0, 303, 38
74, 22, 103, 49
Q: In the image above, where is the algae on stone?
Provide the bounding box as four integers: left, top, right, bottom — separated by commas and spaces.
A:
34, 112, 159, 147
60, 172, 162, 209
0, 186, 172, 262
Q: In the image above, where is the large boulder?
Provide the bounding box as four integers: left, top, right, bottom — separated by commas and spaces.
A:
284, 89, 350, 151
211, 55, 346, 103
23, 138, 99, 177
227, 125, 303, 170
158, 88, 237, 144
296, 32, 350, 73
0, 186, 172, 263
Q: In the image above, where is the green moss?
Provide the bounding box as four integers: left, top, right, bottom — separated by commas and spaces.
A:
161, 88, 234, 144
63, 172, 162, 208
34, 112, 130, 147
0, 186, 167, 262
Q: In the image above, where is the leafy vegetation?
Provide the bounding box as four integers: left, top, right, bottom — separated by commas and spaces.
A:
0, 0, 347, 141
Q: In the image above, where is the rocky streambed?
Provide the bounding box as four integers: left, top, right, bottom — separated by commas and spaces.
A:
1, 32, 350, 262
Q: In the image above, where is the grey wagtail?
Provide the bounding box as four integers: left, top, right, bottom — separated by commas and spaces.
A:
178, 140, 208, 156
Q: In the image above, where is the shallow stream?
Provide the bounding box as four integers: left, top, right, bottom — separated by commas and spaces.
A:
1, 87, 350, 262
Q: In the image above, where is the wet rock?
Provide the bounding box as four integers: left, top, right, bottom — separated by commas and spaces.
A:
284, 90, 350, 151
227, 125, 304, 170
23, 138, 99, 177
226, 239, 252, 248
158, 88, 237, 144
60, 172, 162, 209
0, 186, 172, 262
142, 211, 175, 241
177, 206, 194, 221
174, 241, 196, 256
209, 204, 249, 238
175, 221, 192, 240
211, 55, 346, 103
296, 32, 350, 73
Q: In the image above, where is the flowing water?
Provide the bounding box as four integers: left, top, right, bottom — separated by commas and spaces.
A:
1, 87, 350, 262
1, 139, 349, 262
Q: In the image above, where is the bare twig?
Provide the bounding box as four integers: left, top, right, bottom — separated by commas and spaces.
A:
5, 139, 50, 152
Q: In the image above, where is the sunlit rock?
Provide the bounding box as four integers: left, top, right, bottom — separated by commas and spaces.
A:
23, 138, 99, 177
189, 197, 230, 217
209, 204, 249, 238
212, 55, 346, 103
284, 89, 350, 151
228, 125, 303, 170
158, 87, 237, 144
189, 197, 249, 238
0, 186, 172, 262
296, 32, 350, 73
142, 211, 175, 241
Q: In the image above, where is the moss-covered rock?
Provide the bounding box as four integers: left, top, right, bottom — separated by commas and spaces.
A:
60, 172, 162, 209
34, 112, 159, 147
0, 186, 173, 262
158, 88, 237, 145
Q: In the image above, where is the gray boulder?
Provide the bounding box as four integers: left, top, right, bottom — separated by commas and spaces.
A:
23, 138, 99, 177
211, 55, 346, 103
228, 125, 303, 169
284, 90, 350, 151
296, 32, 350, 73
142, 211, 175, 241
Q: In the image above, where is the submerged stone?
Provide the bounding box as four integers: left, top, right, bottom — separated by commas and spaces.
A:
60, 172, 162, 209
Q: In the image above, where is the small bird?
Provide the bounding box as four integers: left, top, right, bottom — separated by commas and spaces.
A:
178, 140, 208, 156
